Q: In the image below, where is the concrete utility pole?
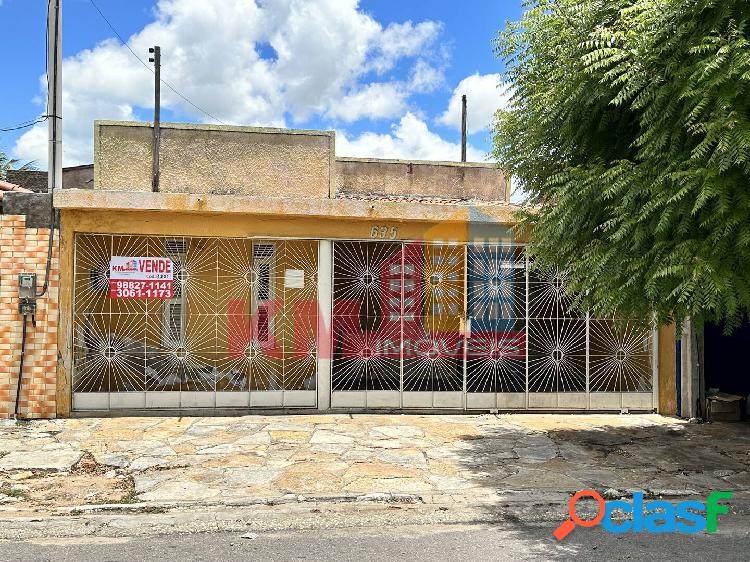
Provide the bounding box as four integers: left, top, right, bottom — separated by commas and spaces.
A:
17, 0, 62, 418
460, 94, 467, 163
149, 46, 161, 192
48, 0, 62, 194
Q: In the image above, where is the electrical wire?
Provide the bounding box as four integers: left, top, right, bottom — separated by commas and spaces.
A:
1, 0, 53, 135
15, 1, 55, 422
87, 0, 227, 125
0, 116, 49, 132
37, 0, 58, 299
14, 315, 28, 418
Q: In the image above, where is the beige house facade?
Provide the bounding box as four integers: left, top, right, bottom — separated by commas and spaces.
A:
2, 120, 677, 417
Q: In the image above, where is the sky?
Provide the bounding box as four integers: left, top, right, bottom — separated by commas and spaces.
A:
0, 0, 523, 169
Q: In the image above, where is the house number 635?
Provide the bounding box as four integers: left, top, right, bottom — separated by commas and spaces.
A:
370, 225, 398, 240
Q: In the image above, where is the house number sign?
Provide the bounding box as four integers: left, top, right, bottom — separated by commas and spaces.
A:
370, 225, 399, 240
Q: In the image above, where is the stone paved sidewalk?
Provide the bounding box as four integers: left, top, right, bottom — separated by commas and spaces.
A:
0, 414, 749, 514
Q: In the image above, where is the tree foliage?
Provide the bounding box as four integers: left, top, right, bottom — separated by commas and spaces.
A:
493, 0, 750, 329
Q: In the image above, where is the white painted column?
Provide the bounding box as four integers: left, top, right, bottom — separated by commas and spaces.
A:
316, 240, 332, 410
680, 318, 701, 418
651, 325, 660, 413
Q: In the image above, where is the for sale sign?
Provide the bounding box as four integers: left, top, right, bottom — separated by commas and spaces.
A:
109, 256, 174, 299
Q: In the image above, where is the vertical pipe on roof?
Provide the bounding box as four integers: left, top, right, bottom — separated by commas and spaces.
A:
460, 95, 467, 163
150, 46, 161, 192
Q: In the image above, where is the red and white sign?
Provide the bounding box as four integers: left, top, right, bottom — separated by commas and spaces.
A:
109, 256, 174, 299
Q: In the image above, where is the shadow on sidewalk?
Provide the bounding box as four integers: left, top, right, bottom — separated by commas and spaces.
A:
447, 418, 750, 553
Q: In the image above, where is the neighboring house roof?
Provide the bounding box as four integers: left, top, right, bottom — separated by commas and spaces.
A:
6, 165, 95, 192
0, 179, 33, 208
0, 179, 32, 194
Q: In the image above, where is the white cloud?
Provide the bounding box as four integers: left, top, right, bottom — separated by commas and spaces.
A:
14, 0, 443, 166
336, 112, 485, 162
369, 21, 442, 74
408, 59, 443, 93
12, 120, 46, 165
326, 83, 407, 122
437, 73, 511, 134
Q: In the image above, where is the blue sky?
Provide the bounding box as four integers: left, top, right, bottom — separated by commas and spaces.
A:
0, 0, 522, 168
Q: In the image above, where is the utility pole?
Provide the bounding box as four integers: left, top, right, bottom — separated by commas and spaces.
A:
18, 0, 62, 418
48, 0, 62, 194
460, 94, 467, 163
149, 46, 161, 192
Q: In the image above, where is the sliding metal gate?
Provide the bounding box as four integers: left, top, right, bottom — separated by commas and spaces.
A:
71, 235, 654, 412
72, 234, 319, 410
330, 241, 655, 410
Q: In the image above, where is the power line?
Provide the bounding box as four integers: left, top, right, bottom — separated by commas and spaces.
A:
1, 3, 53, 135
0, 116, 49, 132
87, 0, 226, 125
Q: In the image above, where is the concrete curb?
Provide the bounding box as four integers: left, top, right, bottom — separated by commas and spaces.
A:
1, 492, 749, 540
50, 492, 424, 514
6, 488, 746, 518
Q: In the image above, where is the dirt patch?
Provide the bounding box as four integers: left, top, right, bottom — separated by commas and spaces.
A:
0, 453, 135, 510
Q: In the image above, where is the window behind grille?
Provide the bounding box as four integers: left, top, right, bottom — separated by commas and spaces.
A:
163, 238, 188, 346
164, 300, 184, 346
253, 243, 275, 343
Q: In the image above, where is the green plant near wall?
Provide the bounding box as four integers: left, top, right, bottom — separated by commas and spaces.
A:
493, 0, 750, 330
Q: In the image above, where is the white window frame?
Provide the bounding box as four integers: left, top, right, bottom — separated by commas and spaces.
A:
252, 242, 276, 344
163, 238, 187, 348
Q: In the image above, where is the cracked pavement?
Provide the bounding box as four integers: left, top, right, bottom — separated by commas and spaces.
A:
0, 414, 748, 531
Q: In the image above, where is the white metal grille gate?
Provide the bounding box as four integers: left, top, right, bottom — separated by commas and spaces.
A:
72, 234, 319, 410
71, 235, 654, 412
330, 241, 655, 411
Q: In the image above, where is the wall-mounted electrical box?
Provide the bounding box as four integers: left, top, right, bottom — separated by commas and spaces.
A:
18, 273, 37, 299
18, 273, 37, 317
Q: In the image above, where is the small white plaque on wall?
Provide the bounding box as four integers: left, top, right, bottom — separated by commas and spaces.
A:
284, 269, 305, 289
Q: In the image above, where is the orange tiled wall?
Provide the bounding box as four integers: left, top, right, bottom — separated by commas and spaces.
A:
0, 215, 59, 418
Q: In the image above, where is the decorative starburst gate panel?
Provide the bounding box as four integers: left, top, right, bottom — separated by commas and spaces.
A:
465, 244, 527, 409
589, 320, 653, 392
331, 241, 465, 408
527, 264, 587, 407
331, 241, 402, 396
72, 234, 318, 410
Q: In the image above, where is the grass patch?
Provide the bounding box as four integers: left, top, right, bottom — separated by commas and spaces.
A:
136, 506, 167, 514
0, 485, 29, 500
87, 485, 139, 505
108, 489, 139, 505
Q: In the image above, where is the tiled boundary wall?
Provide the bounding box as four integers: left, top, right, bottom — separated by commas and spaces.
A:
0, 215, 59, 418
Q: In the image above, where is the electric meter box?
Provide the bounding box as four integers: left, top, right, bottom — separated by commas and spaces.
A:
18, 273, 37, 299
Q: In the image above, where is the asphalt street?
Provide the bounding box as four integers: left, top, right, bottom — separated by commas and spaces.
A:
2, 522, 749, 562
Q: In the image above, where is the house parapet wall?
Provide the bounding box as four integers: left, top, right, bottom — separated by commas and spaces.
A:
94, 121, 336, 198
93, 121, 508, 202
335, 157, 509, 202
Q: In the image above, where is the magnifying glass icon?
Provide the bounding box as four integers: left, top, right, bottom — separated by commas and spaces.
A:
553, 489, 606, 541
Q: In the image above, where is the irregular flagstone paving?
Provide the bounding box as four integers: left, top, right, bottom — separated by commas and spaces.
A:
0, 414, 748, 509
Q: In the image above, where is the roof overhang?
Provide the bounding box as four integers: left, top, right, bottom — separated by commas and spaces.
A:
54, 189, 521, 225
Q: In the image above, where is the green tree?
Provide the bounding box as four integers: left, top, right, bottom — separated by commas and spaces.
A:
493, 0, 750, 329
0, 150, 34, 181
